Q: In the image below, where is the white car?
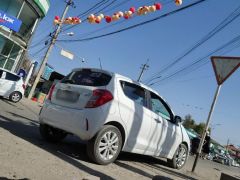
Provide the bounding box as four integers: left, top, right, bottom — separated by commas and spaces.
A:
39, 68, 190, 169
0, 68, 25, 103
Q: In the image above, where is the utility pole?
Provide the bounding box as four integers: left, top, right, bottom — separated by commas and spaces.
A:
192, 85, 221, 172
137, 59, 149, 82
226, 139, 230, 153
28, 0, 73, 99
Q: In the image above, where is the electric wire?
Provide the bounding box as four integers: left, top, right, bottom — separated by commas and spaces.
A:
58, 0, 207, 42
148, 34, 240, 86
144, 3, 240, 83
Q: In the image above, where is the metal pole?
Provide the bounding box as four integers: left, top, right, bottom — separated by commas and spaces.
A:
192, 85, 221, 172
27, 0, 73, 99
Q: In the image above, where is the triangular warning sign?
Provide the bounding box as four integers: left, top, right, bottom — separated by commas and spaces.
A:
211, 56, 240, 85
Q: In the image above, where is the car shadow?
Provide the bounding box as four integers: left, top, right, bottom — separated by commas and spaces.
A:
0, 114, 114, 180
0, 113, 197, 180
116, 153, 198, 180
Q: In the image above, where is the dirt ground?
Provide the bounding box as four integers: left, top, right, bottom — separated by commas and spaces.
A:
0, 98, 239, 180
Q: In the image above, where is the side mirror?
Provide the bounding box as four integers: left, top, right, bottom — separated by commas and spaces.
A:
174, 115, 182, 124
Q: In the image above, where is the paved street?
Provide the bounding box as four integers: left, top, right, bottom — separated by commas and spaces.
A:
0, 98, 239, 180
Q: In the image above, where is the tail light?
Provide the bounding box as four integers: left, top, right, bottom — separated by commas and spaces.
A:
85, 89, 113, 108
48, 84, 56, 101
22, 84, 26, 90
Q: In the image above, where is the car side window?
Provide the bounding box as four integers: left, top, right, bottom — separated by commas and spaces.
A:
5, 72, 20, 81
150, 92, 171, 120
0, 70, 3, 78
121, 81, 146, 107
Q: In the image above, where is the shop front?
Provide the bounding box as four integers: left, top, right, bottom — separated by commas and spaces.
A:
0, 0, 50, 72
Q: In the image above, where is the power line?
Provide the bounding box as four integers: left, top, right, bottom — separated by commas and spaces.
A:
148, 34, 240, 86
145, 3, 240, 83
58, 0, 207, 42
65, 0, 172, 40
61, 0, 118, 33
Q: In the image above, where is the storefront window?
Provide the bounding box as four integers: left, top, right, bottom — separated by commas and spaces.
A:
0, 36, 21, 71
0, 0, 23, 17
18, 3, 38, 39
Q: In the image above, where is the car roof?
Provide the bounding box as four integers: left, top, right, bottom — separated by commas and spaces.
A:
71, 68, 160, 96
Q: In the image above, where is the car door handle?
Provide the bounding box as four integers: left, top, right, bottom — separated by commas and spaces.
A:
154, 118, 162, 123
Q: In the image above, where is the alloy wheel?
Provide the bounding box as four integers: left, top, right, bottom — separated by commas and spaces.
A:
98, 131, 119, 161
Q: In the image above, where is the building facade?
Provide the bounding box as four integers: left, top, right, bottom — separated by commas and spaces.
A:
0, 0, 50, 72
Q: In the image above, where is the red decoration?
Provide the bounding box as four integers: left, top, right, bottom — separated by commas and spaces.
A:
124, 15, 129, 19
105, 16, 112, 23
54, 16, 60, 20
154, 3, 162, 10
129, 7, 136, 13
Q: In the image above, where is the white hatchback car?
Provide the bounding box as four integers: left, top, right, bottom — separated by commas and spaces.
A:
39, 68, 190, 169
0, 68, 25, 103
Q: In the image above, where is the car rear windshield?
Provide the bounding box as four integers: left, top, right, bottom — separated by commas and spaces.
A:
61, 69, 112, 86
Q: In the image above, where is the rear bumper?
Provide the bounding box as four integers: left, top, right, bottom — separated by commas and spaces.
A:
39, 100, 105, 140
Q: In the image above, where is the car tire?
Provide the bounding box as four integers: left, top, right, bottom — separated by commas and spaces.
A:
9, 91, 22, 103
87, 125, 122, 165
39, 124, 67, 142
167, 143, 188, 169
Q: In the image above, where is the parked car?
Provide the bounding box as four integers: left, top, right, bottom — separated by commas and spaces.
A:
39, 68, 190, 169
0, 68, 25, 103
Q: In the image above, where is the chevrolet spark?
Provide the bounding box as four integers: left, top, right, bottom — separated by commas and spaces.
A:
39, 68, 190, 169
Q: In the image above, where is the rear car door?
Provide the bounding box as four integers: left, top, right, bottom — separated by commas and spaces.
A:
0, 71, 19, 96
118, 81, 152, 152
149, 92, 181, 157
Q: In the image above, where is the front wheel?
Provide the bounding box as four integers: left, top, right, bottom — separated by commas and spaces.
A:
167, 143, 188, 169
87, 125, 122, 165
9, 91, 22, 103
39, 124, 67, 142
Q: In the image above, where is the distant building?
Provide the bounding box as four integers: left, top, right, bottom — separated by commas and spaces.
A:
0, 0, 50, 72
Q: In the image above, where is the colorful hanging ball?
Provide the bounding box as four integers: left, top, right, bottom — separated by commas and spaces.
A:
54, 16, 60, 20
137, 7, 143, 15
129, 7, 136, 13
149, 5, 157, 12
112, 14, 120, 21
105, 16, 112, 23
53, 19, 59, 25
99, 14, 104, 19
127, 11, 133, 16
142, 6, 149, 15
154, 3, 162, 10
124, 15, 129, 19
95, 16, 102, 23
175, 0, 182, 5
118, 11, 124, 17
88, 14, 96, 23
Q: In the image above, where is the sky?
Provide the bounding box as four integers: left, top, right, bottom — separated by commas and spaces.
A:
29, 0, 240, 146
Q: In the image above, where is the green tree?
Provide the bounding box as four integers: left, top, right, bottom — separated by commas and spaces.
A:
182, 114, 195, 129
194, 123, 206, 135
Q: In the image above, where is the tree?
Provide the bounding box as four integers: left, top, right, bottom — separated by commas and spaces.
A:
194, 123, 206, 135
182, 114, 195, 129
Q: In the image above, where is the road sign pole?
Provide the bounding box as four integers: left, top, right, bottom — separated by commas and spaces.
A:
27, 0, 73, 99
192, 85, 221, 172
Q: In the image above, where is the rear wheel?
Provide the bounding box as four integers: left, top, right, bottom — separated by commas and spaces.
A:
167, 143, 188, 169
10, 91, 22, 103
87, 125, 122, 165
39, 124, 67, 142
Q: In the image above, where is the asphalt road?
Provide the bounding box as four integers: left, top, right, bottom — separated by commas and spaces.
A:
0, 98, 239, 180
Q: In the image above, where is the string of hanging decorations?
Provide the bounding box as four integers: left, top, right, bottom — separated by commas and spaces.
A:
53, 0, 183, 25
